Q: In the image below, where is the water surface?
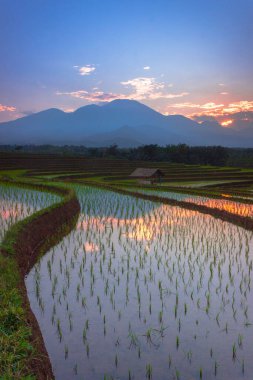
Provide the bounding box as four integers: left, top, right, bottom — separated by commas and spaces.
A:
132, 188, 253, 218
26, 185, 253, 379
0, 184, 60, 241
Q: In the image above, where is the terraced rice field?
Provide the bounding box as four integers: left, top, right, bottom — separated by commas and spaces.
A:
0, 184, 60, 241
129, 188, 253, 218
1, 154, 253, 379
26, 185, 253, 379
1, 153, 253, 187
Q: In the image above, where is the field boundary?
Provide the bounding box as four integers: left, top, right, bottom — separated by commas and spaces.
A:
0, 180, 80, 379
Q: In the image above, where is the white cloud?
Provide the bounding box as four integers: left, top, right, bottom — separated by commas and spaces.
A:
164, 92, 189, 99
171, 102, 201, 109
121, 77, 188, 100
143, 66, 150, 70
58, 76, 189, 103
121, 77, 163, 98
57, 90, 126, 102
75, 65, 96, 76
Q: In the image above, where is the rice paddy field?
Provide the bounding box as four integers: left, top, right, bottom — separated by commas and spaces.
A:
0, 184, 60, 241
1, 153, 253, 379
127, 189, 253, 218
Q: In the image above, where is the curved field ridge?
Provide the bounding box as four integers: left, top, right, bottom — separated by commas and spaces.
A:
0, 180, 80, 379
83, 182, 253, 232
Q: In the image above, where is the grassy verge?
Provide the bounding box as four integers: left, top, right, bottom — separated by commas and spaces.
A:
0, 180, 80, 379
0, 253, 33, 379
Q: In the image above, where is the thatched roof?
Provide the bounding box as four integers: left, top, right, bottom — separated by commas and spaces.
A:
130, 168, 164, 178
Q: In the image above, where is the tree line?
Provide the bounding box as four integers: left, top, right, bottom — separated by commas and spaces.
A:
1, 144, 253, 167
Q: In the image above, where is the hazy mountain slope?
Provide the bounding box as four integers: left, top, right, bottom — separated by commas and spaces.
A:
0, 99, 252, 147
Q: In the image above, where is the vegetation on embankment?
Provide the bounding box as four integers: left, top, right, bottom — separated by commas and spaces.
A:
0, 180, 80, 380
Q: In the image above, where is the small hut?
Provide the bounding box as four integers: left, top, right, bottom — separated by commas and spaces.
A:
130, 168, 165, 184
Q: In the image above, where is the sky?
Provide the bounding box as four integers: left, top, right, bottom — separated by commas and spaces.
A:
0, 0, 253, 127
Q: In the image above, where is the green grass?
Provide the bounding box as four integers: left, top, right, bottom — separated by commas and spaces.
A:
0, 169, 27, 179
0, 254, 35, 379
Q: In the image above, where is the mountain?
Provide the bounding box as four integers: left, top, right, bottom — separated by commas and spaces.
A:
0, 99, 252, 147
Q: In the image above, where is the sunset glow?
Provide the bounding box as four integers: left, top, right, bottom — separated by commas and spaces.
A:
221, 119, 233, 127
0, 0, 252, 138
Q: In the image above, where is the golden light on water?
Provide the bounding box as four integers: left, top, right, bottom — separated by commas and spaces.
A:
77, 206, 198, 243
83, 242, 99, 253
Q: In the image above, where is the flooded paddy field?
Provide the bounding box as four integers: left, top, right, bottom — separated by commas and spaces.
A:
26, 185, 253, 380
0, 184, 60, 241
130, 188, 253, 219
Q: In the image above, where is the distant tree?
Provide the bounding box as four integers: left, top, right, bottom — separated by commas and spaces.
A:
140, 144, 159, 160
15, 145, 23, 151
107, 144, 118, 156
88, 147, 100, 157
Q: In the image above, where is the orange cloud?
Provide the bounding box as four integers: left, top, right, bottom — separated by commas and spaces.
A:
0, 104, 16, 112
170, 102, 224, 110
168, 100, 253, 120
221, 119, 233, 127
223, 100, 253, 113
200, 102, 224, 110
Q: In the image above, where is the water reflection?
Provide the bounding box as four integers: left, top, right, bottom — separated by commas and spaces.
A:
134, 188, 253, 218
0, 185, 59, 241
26, 186, 253, 380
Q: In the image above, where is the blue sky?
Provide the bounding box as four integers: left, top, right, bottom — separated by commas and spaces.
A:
0, 0, 253, 126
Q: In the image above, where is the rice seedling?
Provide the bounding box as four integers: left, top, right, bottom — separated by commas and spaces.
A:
64, 345, 69, 359
22, 185, 253, 380
146, 363, 152, 379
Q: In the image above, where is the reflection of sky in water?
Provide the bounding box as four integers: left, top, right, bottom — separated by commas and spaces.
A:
26, 186, 253, 380
0, 185, 59, 241
134, 188, 253, 218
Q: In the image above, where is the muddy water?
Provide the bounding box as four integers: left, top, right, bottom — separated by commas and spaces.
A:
26, 185, 253, 379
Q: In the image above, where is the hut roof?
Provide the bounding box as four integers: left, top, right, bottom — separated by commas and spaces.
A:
129, 168, 164, 178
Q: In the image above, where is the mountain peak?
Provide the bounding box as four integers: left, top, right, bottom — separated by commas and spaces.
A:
103, 99, 143, 107
102, 99, 162, 116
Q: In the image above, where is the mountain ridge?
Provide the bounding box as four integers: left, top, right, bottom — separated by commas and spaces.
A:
0, 99, 252, 147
